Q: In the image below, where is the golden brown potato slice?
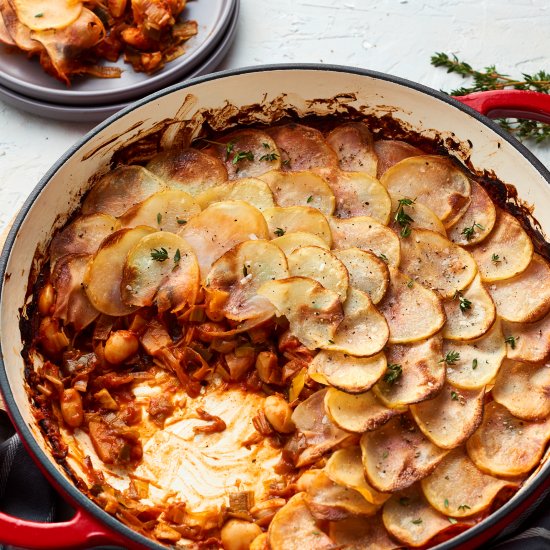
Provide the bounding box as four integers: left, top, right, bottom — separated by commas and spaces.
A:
206, 240, 289, 321
83, 226, 154, 316
257, 170, 335, 215
269, 123, 338, 172
263, 206, 332, 244
324, 388, 402, 433
503, 314, 550, 363
268, 493, 333, 550
374, 139, 423, 179
121, 232, 199, 312
492, 359, 550, 420
195, 177, 275, 211
447, 181, 496, 246
271, 231, 329, 256
469, 209, 533, 282
329, 515, 402, 550
333, 248, 389, 305
329, 216, 401, 267
309, 350, 387, 394
326, 122, 378, 176
146, 148, 228, 196
442, 274, 496, 341
49, 213, 120, 268
380, 156, 471, 228
399, 229, 477, 299
444, 319, 506, 390
288, 246, 348, 301
388, 196, 446, 237
467, 401, 550, 477
421, 448, 516, 519
13, 0, 81, 31
487, 254, 550, 323
361, 416, 448, 492
258, 277, 343, 350
377, 268, 446, 344
410, 382, 485, 449
179, 200, 269, 279
373, 335, 445, 408
82, 166, 165, 217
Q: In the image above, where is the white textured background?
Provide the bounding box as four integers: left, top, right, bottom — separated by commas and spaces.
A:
0, 0, 549, 230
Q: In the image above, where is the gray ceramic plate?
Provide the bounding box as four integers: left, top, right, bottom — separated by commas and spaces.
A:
0, 0, 235, 105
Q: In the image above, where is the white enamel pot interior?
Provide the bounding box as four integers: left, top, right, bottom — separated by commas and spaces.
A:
1, 65, 550, 549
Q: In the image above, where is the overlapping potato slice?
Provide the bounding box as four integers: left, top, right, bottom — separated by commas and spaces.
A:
195, 177, 275, 211
467, 401, 550, 477
121, 232, 199, 312
487, 254, 550, 323
0, 12, 15, 46
325, 387, 402, 432
444, 319, 506, 389
82, 166, 165, 217
257, 170, 335, 215
13, 0, 82, 31
287, 246, 348, 300
380, 156, 471, 227
145, 148, 228, 196
329, 216, 400, 267
373, 335, 444, 408
329, 515, 402, 550
388, 196, 446, 236
377, 268, 445, 344
492, 359, 550, 420
309, 350, 387, 393
263, 206, 332, 244
271, 231, 329, 256
49, 213, 119, 267
447, 181, 496, 246
206, 240, 289, 321
410, 382, 485, 449
442, 274, 496, 341
361, 415, 448, 492
179, 200, 269, 279
269, 123, 338, 173
120, 190, 200, 233
399, 229, 477, 299
333, 248, 389, 304
325, 447, 391, 505
503, 314, 550, 363
469, 209, 533, 282
268, 493, 333, 550
258, 277, 343, 350
83, 226, 153, 316
374, 139, 423, 179
326, 122, 378, 176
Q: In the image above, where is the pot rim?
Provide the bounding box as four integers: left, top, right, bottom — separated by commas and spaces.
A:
1, 63, 549, 549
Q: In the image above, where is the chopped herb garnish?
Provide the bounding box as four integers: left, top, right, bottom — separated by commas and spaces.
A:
444, 498, 449, 508
382, 450, 389, 458
412, 518, 423, 525
274, 227, 286, 237
173, 249, 181, 264
458, 504, 471, 511
461, 221, 484, 241
450, 390, 459, 401
243, 264, 249, 277
328, 339, 335, 344
407, 279, 414, 288
399, 497, 410, 506
34, 12, 43, 16
157, 212, 162, 225
505, 335, 517, 349
225, 140, 236, 159
378, 253, 389, 263
307, 195, 313, 203
262, 142, 270, 148
448, 517, 458, 525
454, 291, 472, 312
282, 159, 291, 167
472, 358, 478, 370
491, 253, 501, 264
394, 197, 415, 237
384, 363, 403, 385
177, 219, 187, 225
232, 150, 254, 164
440, 350, 460, 365
151, 247, 168, 262
259, 152, 280, 162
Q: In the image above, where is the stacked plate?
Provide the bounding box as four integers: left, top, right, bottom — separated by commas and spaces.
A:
0, 0, 239, 121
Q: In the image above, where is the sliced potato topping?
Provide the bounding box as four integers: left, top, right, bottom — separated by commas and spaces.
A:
263, 206, 332, 244
410, 382, 485, 449
329, 216, 400, 267
444, 319, 506, 389
374, 335, 445, 408
271, 231, 329, 256
257, 170, 335, 215
309, 350, 387, 394
206, 240, 289, 321
399, 229, 477, 299
324, 288, 389, 357
503, 314, 550, 363
326, 121, 378, 176
389, 196, 446, 237
487, 254, 550, 323
469, 209, 533, 282
374, 139, 423, 179
329, 515, 402, 550
447, 181, 496, 246
195, 177, 275, 211
380, 156, 471, 227
121, 232, 199, 312
146, 148, 228, 196
84, 226, 154, 316
361, 416, 449, 493
82, 166, 165, 217
179, 200, 269, 279
377, 268, 445, 344
492, 359, 550, 420
442, 274, 496, 341
13, 0, 82, 31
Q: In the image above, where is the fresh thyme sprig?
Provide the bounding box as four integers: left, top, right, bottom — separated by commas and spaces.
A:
431, 52, 550, 143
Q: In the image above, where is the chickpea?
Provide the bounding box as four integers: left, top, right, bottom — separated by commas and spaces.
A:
39, 317, 69, 355
220, 519, 262, 550
263, 395, 295, 434
250, 533, 268, 550
38, 283, 55, 315
60, 388, 84, 428
104, 330, 139, 364
255, 351, 279, 384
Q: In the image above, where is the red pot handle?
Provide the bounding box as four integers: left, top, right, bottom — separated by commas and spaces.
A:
453, 89, 550, 124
